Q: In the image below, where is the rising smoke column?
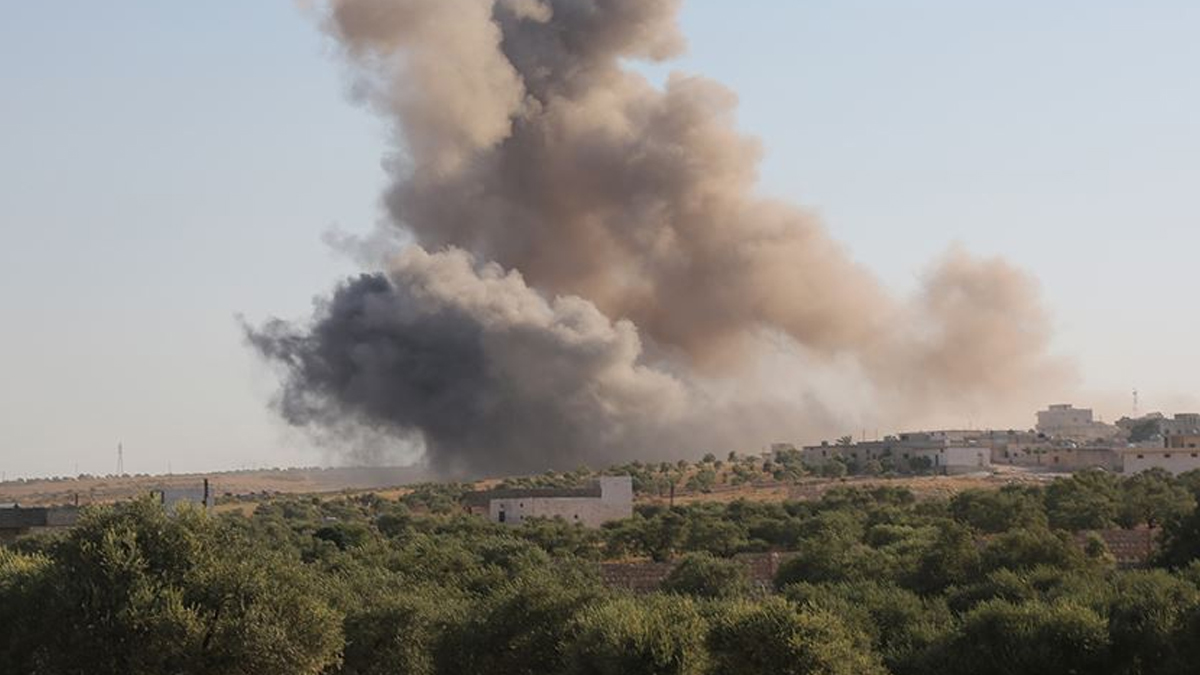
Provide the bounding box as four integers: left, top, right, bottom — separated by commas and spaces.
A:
249, 247, 692, 475
330, 0, 891, 364
248, 0, 1069, 474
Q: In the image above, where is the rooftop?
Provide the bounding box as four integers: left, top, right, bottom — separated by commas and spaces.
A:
0, 506, 78, 529
462, 482, 603, 507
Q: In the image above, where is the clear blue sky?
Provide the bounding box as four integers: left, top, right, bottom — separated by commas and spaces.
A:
2, 1, 1197, 478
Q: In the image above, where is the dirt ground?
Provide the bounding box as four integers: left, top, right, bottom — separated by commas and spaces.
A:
640, 465, 1067, 506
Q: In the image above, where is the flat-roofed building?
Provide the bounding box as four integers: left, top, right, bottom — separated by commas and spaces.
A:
1037, 404, 1124, 442
1167, 434, 1200, 450
0, 505, 79, 542
1122, 447, 1200, 475
153, 480, 215, 512
464, 476, 633, 528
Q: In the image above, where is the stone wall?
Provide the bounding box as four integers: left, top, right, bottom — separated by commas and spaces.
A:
1075, 528, 1158, 567
598, 532, 1157, 594
599, 561, 676, 593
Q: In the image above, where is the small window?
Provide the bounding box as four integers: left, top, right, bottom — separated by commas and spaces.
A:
1191, 453, 1197, 458
573, 514, 579, 520
1137, 454, 1145, 459
1165, 454, 1172, 459
498, 511, 506, 523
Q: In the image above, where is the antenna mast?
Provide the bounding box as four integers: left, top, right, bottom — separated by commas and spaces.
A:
117, 442, 124, 476
1133, 389, 1140, 417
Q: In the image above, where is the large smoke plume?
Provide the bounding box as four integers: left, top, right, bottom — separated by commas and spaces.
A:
248, 0, 1069, 475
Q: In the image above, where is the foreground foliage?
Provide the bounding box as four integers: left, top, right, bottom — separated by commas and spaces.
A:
4, 468, 1200, 674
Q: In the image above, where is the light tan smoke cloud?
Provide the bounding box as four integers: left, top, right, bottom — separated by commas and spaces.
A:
253, 0, 1072, 473
327, 0, 528, 173
329, 0, 1067, 392
874, 248, 1074, 427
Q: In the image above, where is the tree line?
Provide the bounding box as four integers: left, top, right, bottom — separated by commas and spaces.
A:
4, 467, 1200, 674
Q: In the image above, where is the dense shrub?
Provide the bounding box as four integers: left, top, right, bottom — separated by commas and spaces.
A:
706, 598, 886, 675
661, 552, 752, 600
4, 468, 1200, 674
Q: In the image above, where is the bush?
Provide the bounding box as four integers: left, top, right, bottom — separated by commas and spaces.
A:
783, 581, 951, 674
950, 487, 1048, 534
943, 599, 1109, 675
661, 553, 752, 600
565, 595, 709, 675
2, 499, 343, 675
981, 527, 1088, 574
706, 598, 886, 675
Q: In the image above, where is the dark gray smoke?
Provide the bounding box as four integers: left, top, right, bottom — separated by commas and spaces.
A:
248, 0, 1070, 475
249, 247, 692, 476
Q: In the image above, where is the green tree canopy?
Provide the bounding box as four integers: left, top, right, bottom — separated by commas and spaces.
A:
661, 552, 752, 600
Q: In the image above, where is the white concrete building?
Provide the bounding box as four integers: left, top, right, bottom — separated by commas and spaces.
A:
931, 447, 992, 475
470, 476, 633, 528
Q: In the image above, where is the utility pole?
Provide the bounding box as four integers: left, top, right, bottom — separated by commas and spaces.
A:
1133, 389, 1140, 417
117, 442, 124, 476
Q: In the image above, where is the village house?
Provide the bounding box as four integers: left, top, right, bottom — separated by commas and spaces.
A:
1036, 404, 1126, 442
464, 475, 633, 528
1122, 435, 1200, 475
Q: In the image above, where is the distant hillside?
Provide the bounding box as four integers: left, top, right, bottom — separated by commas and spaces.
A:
0, 466, 431, 507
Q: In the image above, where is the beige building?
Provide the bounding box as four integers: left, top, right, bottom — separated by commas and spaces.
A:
1122, 447, 1200, 475
1028, 447, 1123, 472
466, 476, 633, 528
1036, 404, 1124, 442
1167, 434, 1200, 450
933, 447, 992, 475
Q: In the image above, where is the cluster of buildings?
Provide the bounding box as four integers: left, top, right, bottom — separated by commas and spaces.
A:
800, 405, 1200, 477
801, 433, 991, 476
6, 405, 1198, 541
